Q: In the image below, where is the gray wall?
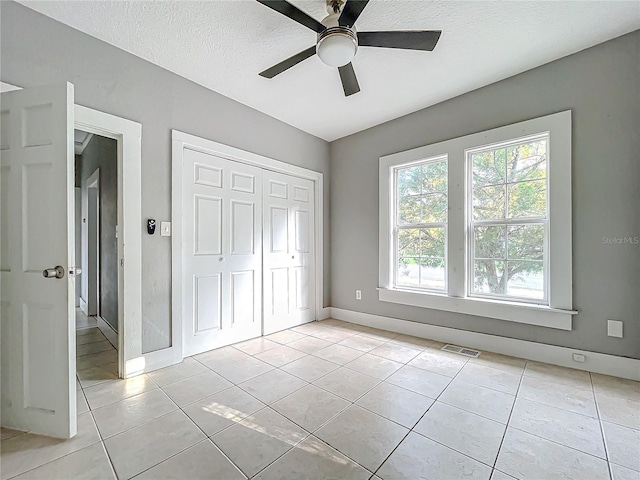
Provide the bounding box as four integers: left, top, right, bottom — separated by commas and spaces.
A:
78, 134, 119, 332
331, 31, 640, 359
1, 2, 331, 353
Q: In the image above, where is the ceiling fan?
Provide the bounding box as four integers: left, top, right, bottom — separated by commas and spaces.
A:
256, 0, 441, 97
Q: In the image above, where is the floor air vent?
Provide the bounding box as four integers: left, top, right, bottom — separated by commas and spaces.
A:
441, 344, 481, 358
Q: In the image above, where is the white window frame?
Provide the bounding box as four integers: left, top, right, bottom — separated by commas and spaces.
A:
466, 134, 549, 305
379, 111, 576, 330
393, 155, 448, 293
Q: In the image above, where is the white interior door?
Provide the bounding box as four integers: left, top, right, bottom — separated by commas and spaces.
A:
263, 170, 316, 335
182, 148, 263, 357
0, 83, 76, 438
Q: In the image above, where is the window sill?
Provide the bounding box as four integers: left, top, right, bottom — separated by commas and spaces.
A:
378, 288, 576, 330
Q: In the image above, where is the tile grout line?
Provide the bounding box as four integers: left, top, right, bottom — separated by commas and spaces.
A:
74, 330, 121, 479
400, 367, 523, 476
369, 351, 473, 478
508, 368, 616, 464
126, 438, 247, 480
130, 403, 249, 480
591, 371, 614, 480
89, 371, 164, 480
490, 360, 526, 476
245, 398, 372, 478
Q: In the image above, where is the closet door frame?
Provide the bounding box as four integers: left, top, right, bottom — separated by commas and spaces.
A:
171, 130, 326, 364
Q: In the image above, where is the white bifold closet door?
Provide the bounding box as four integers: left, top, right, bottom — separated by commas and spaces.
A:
263, 170, 316, 335
182, 149, 263, 357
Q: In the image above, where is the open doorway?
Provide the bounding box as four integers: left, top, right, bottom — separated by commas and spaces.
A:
74, 130, 119, 387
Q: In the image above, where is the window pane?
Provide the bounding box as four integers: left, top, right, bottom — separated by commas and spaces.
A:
422, 161, 447, 193
507, 225, 544, 260
395, 156, 447, 293
397, 258, 419, 287
473, 260, 505, 295
421, 228, 445, 258
420, 258, 446, 290
421, 193, 447, 223
506, 260, 544, 299
473, 185, 506, 221
508, 179, 546, 218
472, 150, 506, 187
398, 229, 420, 257
474, 226, 506, 259
507, 140, 546, 183
398, 195, 421, 224
469, 135, 548, 303
397, 166, 421, 196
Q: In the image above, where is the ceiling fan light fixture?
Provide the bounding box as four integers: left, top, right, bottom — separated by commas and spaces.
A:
317, 27, 358, 67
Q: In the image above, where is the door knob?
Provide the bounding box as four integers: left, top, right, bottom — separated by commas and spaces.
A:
43, 266, 65, 279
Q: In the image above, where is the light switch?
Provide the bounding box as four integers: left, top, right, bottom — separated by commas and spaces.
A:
160, 222, 171, 237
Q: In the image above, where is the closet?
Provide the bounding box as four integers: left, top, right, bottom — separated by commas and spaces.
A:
179, 146, 316, 357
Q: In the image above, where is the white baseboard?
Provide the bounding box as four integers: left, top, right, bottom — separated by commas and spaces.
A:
123, 347, 175, 378
79, 298, 88, 315
330, 307, 640, 382
96, 316, 118, 350
126, 310, 332, 379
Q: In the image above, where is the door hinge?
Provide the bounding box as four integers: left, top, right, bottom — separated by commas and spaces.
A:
120, 259, 124, 267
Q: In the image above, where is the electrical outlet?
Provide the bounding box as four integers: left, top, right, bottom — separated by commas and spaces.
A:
607, 320, 623, 338
355, 290, 362, 300
572, 353, 586, 363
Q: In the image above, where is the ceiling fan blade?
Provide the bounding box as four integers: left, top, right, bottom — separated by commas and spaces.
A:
339, 0, 370, 27
256, 0, 326, 33
358, 31, 442, 51
259, 46, 317, 78
338, 63, 360, 97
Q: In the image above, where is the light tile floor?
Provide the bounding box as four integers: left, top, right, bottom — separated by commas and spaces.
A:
76, 308, 98, 330
1, 319, 639, 480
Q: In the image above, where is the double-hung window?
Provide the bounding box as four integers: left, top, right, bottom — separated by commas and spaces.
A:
469, 136, 548, 303
395, 156, 448, 292
379, 111, 575, 329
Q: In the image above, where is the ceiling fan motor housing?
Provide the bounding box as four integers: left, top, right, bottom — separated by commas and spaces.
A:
317, 13, 358, 67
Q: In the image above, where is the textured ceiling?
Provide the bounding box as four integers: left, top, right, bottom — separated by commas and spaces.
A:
18, 0, 640, 141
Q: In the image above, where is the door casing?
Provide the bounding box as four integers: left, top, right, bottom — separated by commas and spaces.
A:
75, 105, 143, 378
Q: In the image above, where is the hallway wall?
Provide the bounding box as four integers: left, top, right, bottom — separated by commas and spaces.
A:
78, 134, 119, 332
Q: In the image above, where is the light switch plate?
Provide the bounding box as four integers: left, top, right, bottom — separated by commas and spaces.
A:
607, 320, 623, 338
160, 221, 171, 237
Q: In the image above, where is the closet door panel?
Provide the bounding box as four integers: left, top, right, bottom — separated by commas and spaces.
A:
263, 170, 315, 335
182, 149, 262, 356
